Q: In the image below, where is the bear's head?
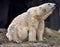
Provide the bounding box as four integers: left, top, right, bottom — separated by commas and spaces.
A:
27, 3, 56, 21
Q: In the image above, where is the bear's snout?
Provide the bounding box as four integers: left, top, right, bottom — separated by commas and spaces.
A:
48, 3, 56, 9
53, 4, 56, 9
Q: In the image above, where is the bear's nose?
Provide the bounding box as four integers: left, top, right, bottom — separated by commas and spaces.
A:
51, 3, 56, 9
53, 3, 56, 9
53, 3, 56, 7
54, 4, 56, 7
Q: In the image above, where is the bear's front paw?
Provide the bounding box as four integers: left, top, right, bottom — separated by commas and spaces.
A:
38, 38, 43, 41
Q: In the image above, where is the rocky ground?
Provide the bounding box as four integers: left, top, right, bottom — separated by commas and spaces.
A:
0, 28, 60, 47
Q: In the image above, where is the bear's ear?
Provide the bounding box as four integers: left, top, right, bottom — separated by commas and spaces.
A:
27, 10, 31, 16
27, 8, 33, 15
39, 7, 42, 10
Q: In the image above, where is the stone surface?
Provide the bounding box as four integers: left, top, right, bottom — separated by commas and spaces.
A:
0, 28, 60, 47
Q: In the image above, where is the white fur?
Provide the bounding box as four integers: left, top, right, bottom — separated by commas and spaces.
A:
6, 3, 55, 43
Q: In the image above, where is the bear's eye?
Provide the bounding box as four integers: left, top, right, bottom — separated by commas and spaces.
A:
48, 4, 50, 6
48, 3, 51, 7
48, 3, 51, 6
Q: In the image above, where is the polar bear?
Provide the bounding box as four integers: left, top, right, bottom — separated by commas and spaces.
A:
6, 3, 56, 43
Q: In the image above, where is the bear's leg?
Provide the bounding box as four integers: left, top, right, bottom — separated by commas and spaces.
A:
17, 27, 28, 42
6, 32, 13, 41
6, 27, 22, 43
12, 31, 22, 43
37, 21, 44, 41
29, 27, 36, 41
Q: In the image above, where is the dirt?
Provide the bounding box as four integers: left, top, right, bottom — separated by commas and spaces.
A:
0, 28, 60, 47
